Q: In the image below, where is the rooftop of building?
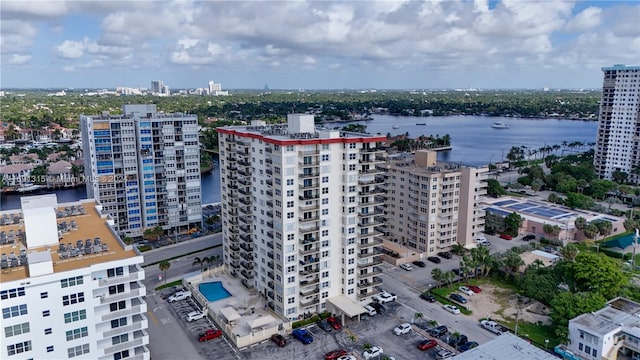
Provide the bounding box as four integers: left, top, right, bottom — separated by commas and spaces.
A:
452, 332, 558, 360
571, 297, 640, 336
482, 196, 624, 228
217, 114, 386, 144
0, 194, 138, 283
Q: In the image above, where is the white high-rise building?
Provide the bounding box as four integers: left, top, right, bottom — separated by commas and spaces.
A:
380, 150, 488, 253
80, 104, 202, 239
594, 64, 640, 183
218, 115, 386, 320
150, 81, 163, 94
0, 194, 149, 360
207, 80, 228, 96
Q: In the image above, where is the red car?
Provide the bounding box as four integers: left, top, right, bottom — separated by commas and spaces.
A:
270, 333, 286, 347
466, 284, 482, 293
199, 329, 223, 342
325, 349, 348, 360
500, 234, 512, 240
326, 317, 342, 330
418, 339, 438, 351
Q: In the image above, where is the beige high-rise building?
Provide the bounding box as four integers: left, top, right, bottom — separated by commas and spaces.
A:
380, 150, 488, 254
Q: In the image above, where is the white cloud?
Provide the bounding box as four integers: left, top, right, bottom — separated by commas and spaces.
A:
6, 54, 31, 65
565, 7, 602, 32
0, 1, 69, 19
56, 40, 85, 59
0, 20, 37, 54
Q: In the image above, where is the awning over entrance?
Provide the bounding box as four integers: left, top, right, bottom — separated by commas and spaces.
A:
220, 307, 241, 322
326, 295, 368, 318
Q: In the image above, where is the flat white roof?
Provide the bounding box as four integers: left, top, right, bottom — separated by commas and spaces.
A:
326, 295, 368, 317
452, 333, 557, 360
531, 250, 560, 260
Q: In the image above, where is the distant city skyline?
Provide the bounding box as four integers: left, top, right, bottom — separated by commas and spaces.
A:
1, 1, 639, 89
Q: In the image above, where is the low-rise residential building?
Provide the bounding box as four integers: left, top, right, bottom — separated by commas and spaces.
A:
568, 297, 640, 360
0, 164, 34, 187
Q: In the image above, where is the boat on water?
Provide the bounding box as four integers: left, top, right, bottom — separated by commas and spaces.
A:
416, 123, 426, 126
392, 124, 400, 129
491, 121, 510, 129
17, 183, 45, 193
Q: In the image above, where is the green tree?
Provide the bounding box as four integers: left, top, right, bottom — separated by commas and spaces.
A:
582, 223, 598, 240
504, 212, 524, 236
568, 252, 627, 298
192, 256, 206, 272
431, 268, 444, 288
543, 224, 562, 240
564, 192, 595, 210
502, 251, 525, 273
159, 260, 171, 285
470, 245, 493, 277
560, 243, 579, 261
550, 291, 606, 338
574, 217, 587, 231
486, 179, 507, 197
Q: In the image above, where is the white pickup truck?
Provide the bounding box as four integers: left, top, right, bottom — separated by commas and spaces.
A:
480, 320, 509, 335
168, 290, 192, 303
373, 291, 398, 304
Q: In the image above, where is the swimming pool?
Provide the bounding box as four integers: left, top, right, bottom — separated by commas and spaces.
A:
199, 281, 232, 302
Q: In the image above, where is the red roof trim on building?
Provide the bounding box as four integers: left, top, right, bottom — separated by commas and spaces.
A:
217, 128, 385, 145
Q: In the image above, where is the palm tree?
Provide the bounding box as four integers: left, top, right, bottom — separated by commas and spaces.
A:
470, 246, 492, 277
445, 271, 455, 287
431, 268, 444, 288
560, 244, 579, 261
159, 260, 171, 284
193, 257, 204, 272
363, 343, 373, 352
414, 312, 423, 324
575, 217, 587, 231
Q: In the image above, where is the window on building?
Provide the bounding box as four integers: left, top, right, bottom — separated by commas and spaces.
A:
2, 304, 27, 319
6, 340, 31, 356
4, 322, 29, 337
67, 344, 90, 358
62, 293, 85, 306
64, 310, 86, 323
45, 328, 52, 335
40, 292, 48, 299
42, 310, 50, 317
112, 333, 129, 345
109, 301, 126, 312
47, 346, 54, 352
66, 327, 88, 341
110, 318, 127, 329
0, 288, 25, 300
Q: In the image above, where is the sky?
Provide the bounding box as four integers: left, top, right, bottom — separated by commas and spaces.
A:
1, 0, 639, 90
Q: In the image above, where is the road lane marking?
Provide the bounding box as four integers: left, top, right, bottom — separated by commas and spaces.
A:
147, 310, 159, 325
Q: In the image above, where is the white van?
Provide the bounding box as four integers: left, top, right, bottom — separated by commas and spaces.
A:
364, 305, 377, 316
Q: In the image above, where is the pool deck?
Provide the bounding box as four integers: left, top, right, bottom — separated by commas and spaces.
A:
186, 269, 286, 339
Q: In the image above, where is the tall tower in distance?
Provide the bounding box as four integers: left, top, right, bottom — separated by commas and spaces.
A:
594, 64, 640, 183
150, 80, 163, 94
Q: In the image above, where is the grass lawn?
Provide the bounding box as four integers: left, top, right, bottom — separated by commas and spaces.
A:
429, 287, 473, 315
500, 318, 559, 349
155, 279, 182, 291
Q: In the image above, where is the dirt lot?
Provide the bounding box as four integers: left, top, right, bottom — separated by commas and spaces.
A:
466, 284, 552, 325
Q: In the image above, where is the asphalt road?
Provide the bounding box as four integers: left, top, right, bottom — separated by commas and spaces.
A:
142, 232, 222, 266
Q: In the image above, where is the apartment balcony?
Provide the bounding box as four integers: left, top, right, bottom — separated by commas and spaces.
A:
360, 147, 384, 154
359, 238, 383, 249
358, 268, 382, 279
98, 266, 143, 287
268, 252, 274, 259
299, 193, 319, 201
359, 167, 384, 176
239, 197, 251, 206
300, 286, 320, 297
300, 237, 319, 246
237, 177, 250, 186
239, 224, 251, 233
100, 283, 146, 304
240, 269, 254, 280
357, 277, 382, 289
237, 169, 250, 177
299, 214, 319, 222
240, 261, 254, 271
299, 182, 319, 190
101, 301, 148, 322
266, 179, 272, 186
359, 187, 386, 196
300, 266, 320, 276
357, 250, 382, 259
239, 234, 251, 242
299, 200, 319, 211
101, 314, 147, 338
300, 246, 320, 256
358, 177, 384, 186
300, 257, 320, 266
266, 211, 273, 218
300, 297, 320, 308
229, 252, 240, 260
230, 261, 240, 268
299, 223, 319, 233
299, 274, 320, 286
226, 165, 238, 172
267, 231, 274, 239
229, 244, 240, 251
357, 288, 383, 300
298, 149, 319, 156
265, 158, 272, 164
299, 171, 319, 178
267, 281, 274, 289
265, 147, 273, 153
228, 218, 239, 226
267, 271, 274, 280
357, 258, 383, 268
101, 334, 147, 357
358, 209, 384, 218
266, 190, 273, 196
239, 243, 252, 253
266, 169, 273, 175
238, 160, 250, 167
228, 201, 238, 208
239, 206, 251, 215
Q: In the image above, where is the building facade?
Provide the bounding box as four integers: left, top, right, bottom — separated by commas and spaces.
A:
81, 104, 202, 239
380, 150, 488, 255
218, 114, 386, 320
568, 297, 640, 360
0, 194, 149, 360
594, 64, 640, 183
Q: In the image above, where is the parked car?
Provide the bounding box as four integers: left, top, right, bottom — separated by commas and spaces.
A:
500, 234, 512, 240
369, 302, 386, 314
364, 305, 377, 316
270, 333, 287, 347
373, 291, 397, 304
443, 304, 461, 315
412, 260, 427, 267
317, 319, 333, 332
327, 317, 342, 330
459, 341, 479, 352
427, 256, 441, 264
393, 323, 412, 335
437, 251, 452, 259
522, 234, 536, 241
292, 329, 314, 344
429, 325, 448, 337
337, 356, 356, 360
465, 284, 482, 293
417, 339, 438, 351
450, 293, 467, 304
324, 349, 348, 360
459, 286, 474, 296
186, 311, 206, 322
399, 263, 413, 271
420, 293, 436, 302
435, 349, 455, 359
447, 334, 468, 348
167, 290, 192, 303
477, 239, 492, 247
362, 346, 384, 360
199, 329, 222, 342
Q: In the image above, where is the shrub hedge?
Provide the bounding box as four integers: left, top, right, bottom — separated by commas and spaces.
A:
292, 311, 331, 329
